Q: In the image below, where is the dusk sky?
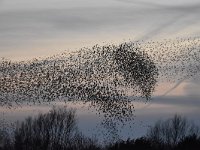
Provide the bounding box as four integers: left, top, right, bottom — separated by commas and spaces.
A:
0, 0, 200, 141
1, 0, 200, 60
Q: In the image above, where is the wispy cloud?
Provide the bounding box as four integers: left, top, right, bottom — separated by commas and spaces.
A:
1, 0, 200, 60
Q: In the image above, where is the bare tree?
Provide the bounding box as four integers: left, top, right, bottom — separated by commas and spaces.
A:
14, 107, 78, 150
13, 107, 100, 150
147, 114, 199, 147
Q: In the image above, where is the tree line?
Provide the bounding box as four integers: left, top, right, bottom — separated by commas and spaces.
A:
0, 108, 200, 150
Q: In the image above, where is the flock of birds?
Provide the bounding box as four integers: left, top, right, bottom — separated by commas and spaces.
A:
0, 42, 158, 123
140, 37, 200, 82
0, 37, 200, 126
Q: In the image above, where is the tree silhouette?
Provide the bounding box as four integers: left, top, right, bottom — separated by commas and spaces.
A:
175, 134, 200, 150
147, 114, 199, 148
14, 107, 99, 150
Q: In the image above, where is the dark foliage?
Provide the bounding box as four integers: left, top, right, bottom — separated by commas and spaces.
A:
0, 114, 200, 150
107, 137, 154, 150
0, 107, 100, 150
0, 129, 13, 150
14, 107, 76, 150
175, 134, 200, 150
147, 114, 199, 148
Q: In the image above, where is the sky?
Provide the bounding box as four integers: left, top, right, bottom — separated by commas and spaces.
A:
1, 0, 200, 60
0, 0, 200, 141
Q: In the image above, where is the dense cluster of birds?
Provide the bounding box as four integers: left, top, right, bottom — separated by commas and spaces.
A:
0, 42, 158, 123
0, 37, 200, 124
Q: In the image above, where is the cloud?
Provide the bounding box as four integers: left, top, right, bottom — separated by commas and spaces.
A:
153, 96, 200, 107
1, 0, 200, 60
115, 0, 164, 8
161, 78, 188, 96
184, 78, 200, 97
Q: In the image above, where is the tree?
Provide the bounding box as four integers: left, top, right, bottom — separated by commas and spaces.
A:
175, 134, 200, 150
0, 120, 13, 150
13, 107, 100, 150
14, 107, 78, 150
147, 114, 199, 148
